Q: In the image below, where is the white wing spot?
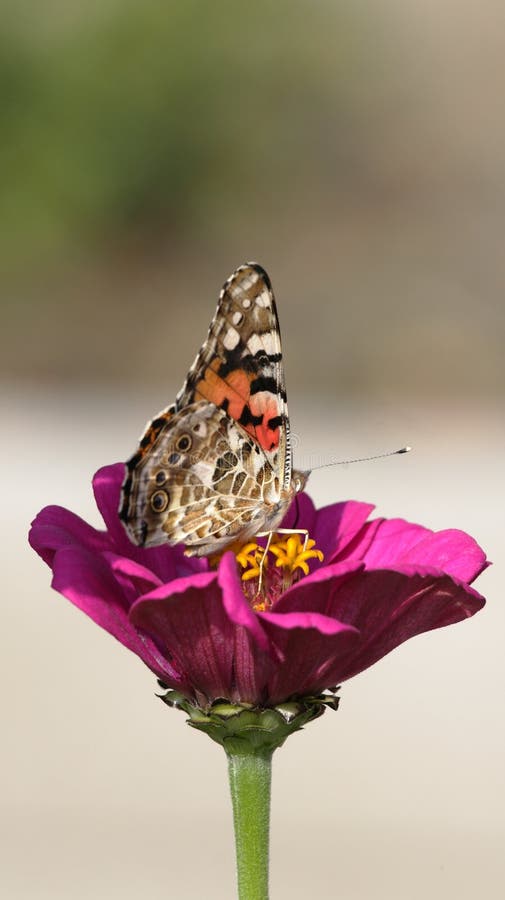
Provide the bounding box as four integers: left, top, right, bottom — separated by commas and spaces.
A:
262, 332, 277, 354
255, 290, 270, 308
232, 310, 244, 326
193, 420, 207, 437
246, 334, 263, 355
242, 298, 252, 309
245, 331, 277, 356
223, 326, 240, 350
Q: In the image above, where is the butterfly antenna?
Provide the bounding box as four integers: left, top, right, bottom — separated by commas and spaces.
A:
311, 446, 412, 471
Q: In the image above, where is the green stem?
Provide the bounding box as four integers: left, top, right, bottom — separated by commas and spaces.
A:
227, 749, 273, 900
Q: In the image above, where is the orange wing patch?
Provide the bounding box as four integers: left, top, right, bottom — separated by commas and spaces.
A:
248, 393, 281, 451
194, 358, 253, 417
194, 359, 281, 452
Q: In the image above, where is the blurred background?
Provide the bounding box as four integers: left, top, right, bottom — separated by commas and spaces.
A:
3, 2, 503, 898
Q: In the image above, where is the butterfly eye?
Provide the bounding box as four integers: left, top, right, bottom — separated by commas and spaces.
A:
176, 434, 192, 452
155, 470, 167, 485
151, 490, 169, 513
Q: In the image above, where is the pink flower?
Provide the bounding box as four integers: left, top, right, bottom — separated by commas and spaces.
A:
29, 463, 487, 708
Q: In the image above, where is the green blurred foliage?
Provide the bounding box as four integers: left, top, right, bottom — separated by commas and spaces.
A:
1, 1, 383, 270
2, 4, 503, 399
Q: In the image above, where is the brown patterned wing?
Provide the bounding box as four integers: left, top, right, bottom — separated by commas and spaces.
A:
119, 263, 294, 552
174, 262, 292, 491
120, 401, 292, 555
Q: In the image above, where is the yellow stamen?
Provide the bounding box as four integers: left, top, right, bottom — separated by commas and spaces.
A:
235, 542, 266, 582
209, 540, 263, 575
236, 542, 261, 568
268, 535, 324, 575
242, 565, 262, 581
233, 532, 324, 585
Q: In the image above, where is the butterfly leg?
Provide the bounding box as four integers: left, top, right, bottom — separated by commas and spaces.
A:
258, 528, 309, 553
255, 530, 275, 596
256, 528, 309, 547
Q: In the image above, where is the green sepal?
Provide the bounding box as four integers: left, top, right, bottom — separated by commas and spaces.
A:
157, 686, 340, 755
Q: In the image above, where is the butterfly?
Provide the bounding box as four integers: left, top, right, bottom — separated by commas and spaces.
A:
119, 262, 308, 557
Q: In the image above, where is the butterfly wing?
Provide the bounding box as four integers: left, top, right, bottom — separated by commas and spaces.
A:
174, 262, 292, 490
122, 401, 288, 554
119, 263, 293, 551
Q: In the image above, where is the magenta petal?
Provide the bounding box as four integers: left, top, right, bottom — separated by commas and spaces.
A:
274, 559, 365, 616
51, 545, 180, 684
217, 554, 279, 699
260, 609, 358, 636
281, 492, 317, 533
361, 519, 427, 562
328, 568, 485, 682
346, 518, 488, 583
92, 463, 130, 546
269, 559, 485, 688
130, 568, 277, 705
345, 518, 438, 568
142, 542, 208, 583
394, 528, 488, 583
217, 553, 272, 654
335, 518, 382, 565
29, 505, 110, 565
102, 552, 163, 594
257, 610, 359, 703
130, 572, 241, 704
314, 500, 376, 563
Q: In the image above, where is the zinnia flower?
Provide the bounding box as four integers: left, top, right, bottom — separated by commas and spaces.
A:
29, 462, 487, 710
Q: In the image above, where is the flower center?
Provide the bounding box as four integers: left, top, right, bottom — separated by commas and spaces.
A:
235, 532, 324, 610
